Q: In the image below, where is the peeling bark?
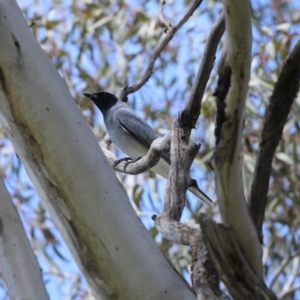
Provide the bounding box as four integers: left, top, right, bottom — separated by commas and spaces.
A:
212, 0, 263, 278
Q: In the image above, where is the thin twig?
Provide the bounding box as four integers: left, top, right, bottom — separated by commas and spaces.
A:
279, 282, 300, 300
158, 0, 172, 32
249, 40, 300, 243
117, 0, 203, 101
99, 134, 112, 149
279, 256, 300, 299
184, 12, 225, 129
269, 250, 300, 289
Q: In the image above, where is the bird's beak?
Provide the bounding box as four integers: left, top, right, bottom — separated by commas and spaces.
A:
83, 92, 96, 100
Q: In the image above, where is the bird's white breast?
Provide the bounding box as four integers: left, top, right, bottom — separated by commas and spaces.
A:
108, 121, 170, 178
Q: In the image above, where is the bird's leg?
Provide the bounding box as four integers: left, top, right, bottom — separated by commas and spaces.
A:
113, 157, 133, 169
124, 156, 142, 170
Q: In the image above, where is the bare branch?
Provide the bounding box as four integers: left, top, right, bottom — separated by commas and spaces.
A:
269, 250, 300, 289
190, 229, 221, 300
117, 0, 203, 101
200, 215, 277, 300
279, 283, 300, 300
100, 134, 171, 175
152, 12, 226, 218
249, 40, 300, 243
212, 0, 263, 278
163, 116, 198, 221
150, 12, 226, 300
100, 145, 118, 166
158, 0, 172, 32
154, 217, 199, 245
99, 134, 112, 149
279, 256, 300, 299
153, 116, 221, 298
184, 12, 225, 129
154, 216, 221, 299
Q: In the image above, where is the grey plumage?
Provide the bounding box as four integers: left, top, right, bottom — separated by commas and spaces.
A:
83, 91, 214, 207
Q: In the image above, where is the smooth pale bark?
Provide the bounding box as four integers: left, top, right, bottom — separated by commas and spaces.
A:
0, 179, 49, 299
213, 0, 263, 277
0, 1, 196, 299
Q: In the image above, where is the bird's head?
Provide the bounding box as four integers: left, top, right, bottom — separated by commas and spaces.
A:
83, 92, 118, 114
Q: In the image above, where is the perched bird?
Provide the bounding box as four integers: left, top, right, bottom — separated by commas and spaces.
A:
83, 91, 214, 207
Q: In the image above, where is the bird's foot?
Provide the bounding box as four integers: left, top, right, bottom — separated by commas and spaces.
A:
113, 157, 133, 169
113, 156, 142, 171
124, 156, 142, 170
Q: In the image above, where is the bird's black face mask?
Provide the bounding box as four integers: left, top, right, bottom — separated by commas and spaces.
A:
83, 92, 118, 114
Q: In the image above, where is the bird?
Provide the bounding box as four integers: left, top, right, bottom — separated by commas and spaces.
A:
83, 91, 214, 207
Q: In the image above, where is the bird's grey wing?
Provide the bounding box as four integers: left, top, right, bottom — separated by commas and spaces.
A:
116, 108, 171, 164
116, 109, 156, 148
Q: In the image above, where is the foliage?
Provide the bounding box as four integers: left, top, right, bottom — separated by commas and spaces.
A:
0, 0, 298, 298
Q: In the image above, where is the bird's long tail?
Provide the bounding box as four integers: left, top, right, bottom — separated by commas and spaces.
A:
188, 186, 214, 207
151, 159, 214, 207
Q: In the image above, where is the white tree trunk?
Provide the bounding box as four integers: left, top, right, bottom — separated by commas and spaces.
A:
0, 179, 49, 299
214, 0, 263, 277
0, 1, 196, 299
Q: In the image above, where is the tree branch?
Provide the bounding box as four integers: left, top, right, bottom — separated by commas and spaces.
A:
190, 228, 222, 300
279, 255, 300, 299
184, 12, 225, 128
117, 0, 203, 101
154, 215, 221, 299
99, 134, 112, 149
150, 11, 227, 299
249, 40, 300, 243
200, 215, 277, 300
158, 0, 171, 32
154, 217, 199, 245
269, 249, 300, 289
212, 0, 263, 278
279, 283, 300, 300
153, 117, 221, 298
100, 134, 171, 175
163, 116, 198, 221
